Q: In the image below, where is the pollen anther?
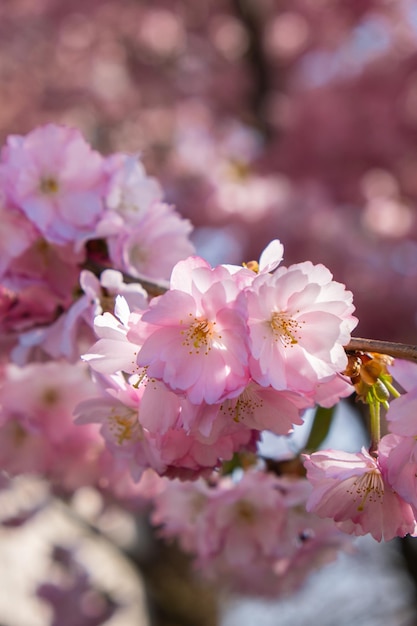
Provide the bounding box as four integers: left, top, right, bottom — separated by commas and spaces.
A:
270, 311, 302, 347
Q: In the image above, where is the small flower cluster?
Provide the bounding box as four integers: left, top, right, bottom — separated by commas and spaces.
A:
81, 239, 357, 479
151, 469, 352, 596
3, 122, 417, 603
303, 357, 417, 542
0, 123, 194, 338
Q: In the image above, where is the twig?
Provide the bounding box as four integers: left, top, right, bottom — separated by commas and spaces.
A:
345, 338, 417, 363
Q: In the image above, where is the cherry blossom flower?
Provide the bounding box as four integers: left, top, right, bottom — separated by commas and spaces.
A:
1, 238, 83, 336
381, 433, 417, 512
219, 381, 312, 435
303, 447, 417, 541
152, 470, 350, 596
105, 201, 195, 281
151, 477, 212, 552
76, 372, 255, 480
1, 124, 106, 246
242, 260, 357, 393
0, 362, 104, 489
134, 257, 251, 404
104, 153, 162, 219
383, 377, 417, 510
0, 199, 38, 277
12, 271, 148, 365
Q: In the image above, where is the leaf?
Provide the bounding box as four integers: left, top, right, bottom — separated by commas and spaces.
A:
304, 405, 336, 452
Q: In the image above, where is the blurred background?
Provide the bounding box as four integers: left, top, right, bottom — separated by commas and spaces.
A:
2, 1, 417, 624
2, 0, 417, 341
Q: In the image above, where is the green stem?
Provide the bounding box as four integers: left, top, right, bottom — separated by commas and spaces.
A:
383, 379, 401, 399
368, 398, 381, 457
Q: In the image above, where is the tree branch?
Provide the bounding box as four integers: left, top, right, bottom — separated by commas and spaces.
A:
345, 338, 417, 363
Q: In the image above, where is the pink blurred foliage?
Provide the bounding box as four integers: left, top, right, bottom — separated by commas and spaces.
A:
0, 0, 416, 340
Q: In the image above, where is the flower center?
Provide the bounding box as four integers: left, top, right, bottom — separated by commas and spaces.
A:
270, 311, 303, 347
235, 499, 257, 524
181, 316, 219, 355
347, 469, 384, 512
40, 177, 59, 195
128, 243, 149, 270
108, 408, 141, 445
41, 387, 60, 406
221, 387, 263, 423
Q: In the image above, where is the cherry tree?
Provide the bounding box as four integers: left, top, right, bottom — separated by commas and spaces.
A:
1, 122, 417, 624
1, 1, 417, 624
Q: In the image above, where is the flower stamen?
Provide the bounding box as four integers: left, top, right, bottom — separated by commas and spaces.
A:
181, 317, 217, 355
108, 409, 140, 445
347, 469, 384, 512
270, 311, 303, 347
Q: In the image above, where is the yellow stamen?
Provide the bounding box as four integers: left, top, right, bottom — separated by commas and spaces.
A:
347, 469, 384, 512
108, 409, 140, 445
270, 311, 303, 347
221, 387, 263, 423
180, 315, 219, 355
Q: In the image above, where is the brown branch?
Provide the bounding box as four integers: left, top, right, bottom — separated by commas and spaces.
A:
345, 337, 417, 363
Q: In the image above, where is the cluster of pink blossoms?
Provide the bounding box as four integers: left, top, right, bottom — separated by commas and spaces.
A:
151, 470, 351, 597
0, 123, 194, 344
303, 359, 417, 542
3, 123, 417, 602
81, 239, 357, 479
0, 122, 194, 500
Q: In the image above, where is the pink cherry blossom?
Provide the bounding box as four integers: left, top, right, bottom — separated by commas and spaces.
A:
309, 372, 354, 408
104, 153, 162, 219
151, 477, 212, 552
1, 124, 106, 246
0, 362, 105, 489
243, 260, 357, 393
383, 385, 417, 510
219, 381, 312, 435
82, 308, 142, 376
12, 271, 148, 365
1, 238, 83, 337
389, 359, 417, 393
154, 470, 287, 571
105, 201, 195, 281
303, 447, 417, 541
134, 257, 251, 404
386, 385, 417, 438
0, 199, 38, 277
222, 238, 285, 288
76, 371, 255, 480
381, 433, 417, 512
152, 470, 350, 596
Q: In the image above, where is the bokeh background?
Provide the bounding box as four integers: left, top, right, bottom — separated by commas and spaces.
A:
2, 1, 417, 625
2, 0, 417, 341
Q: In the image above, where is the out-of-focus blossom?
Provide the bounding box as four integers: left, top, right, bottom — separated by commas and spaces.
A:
152, 470, 352, 596
1, 124, 105, 246
0, 362, 104, 489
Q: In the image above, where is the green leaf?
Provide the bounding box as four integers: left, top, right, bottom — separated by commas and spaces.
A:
304, 405, 336, 452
